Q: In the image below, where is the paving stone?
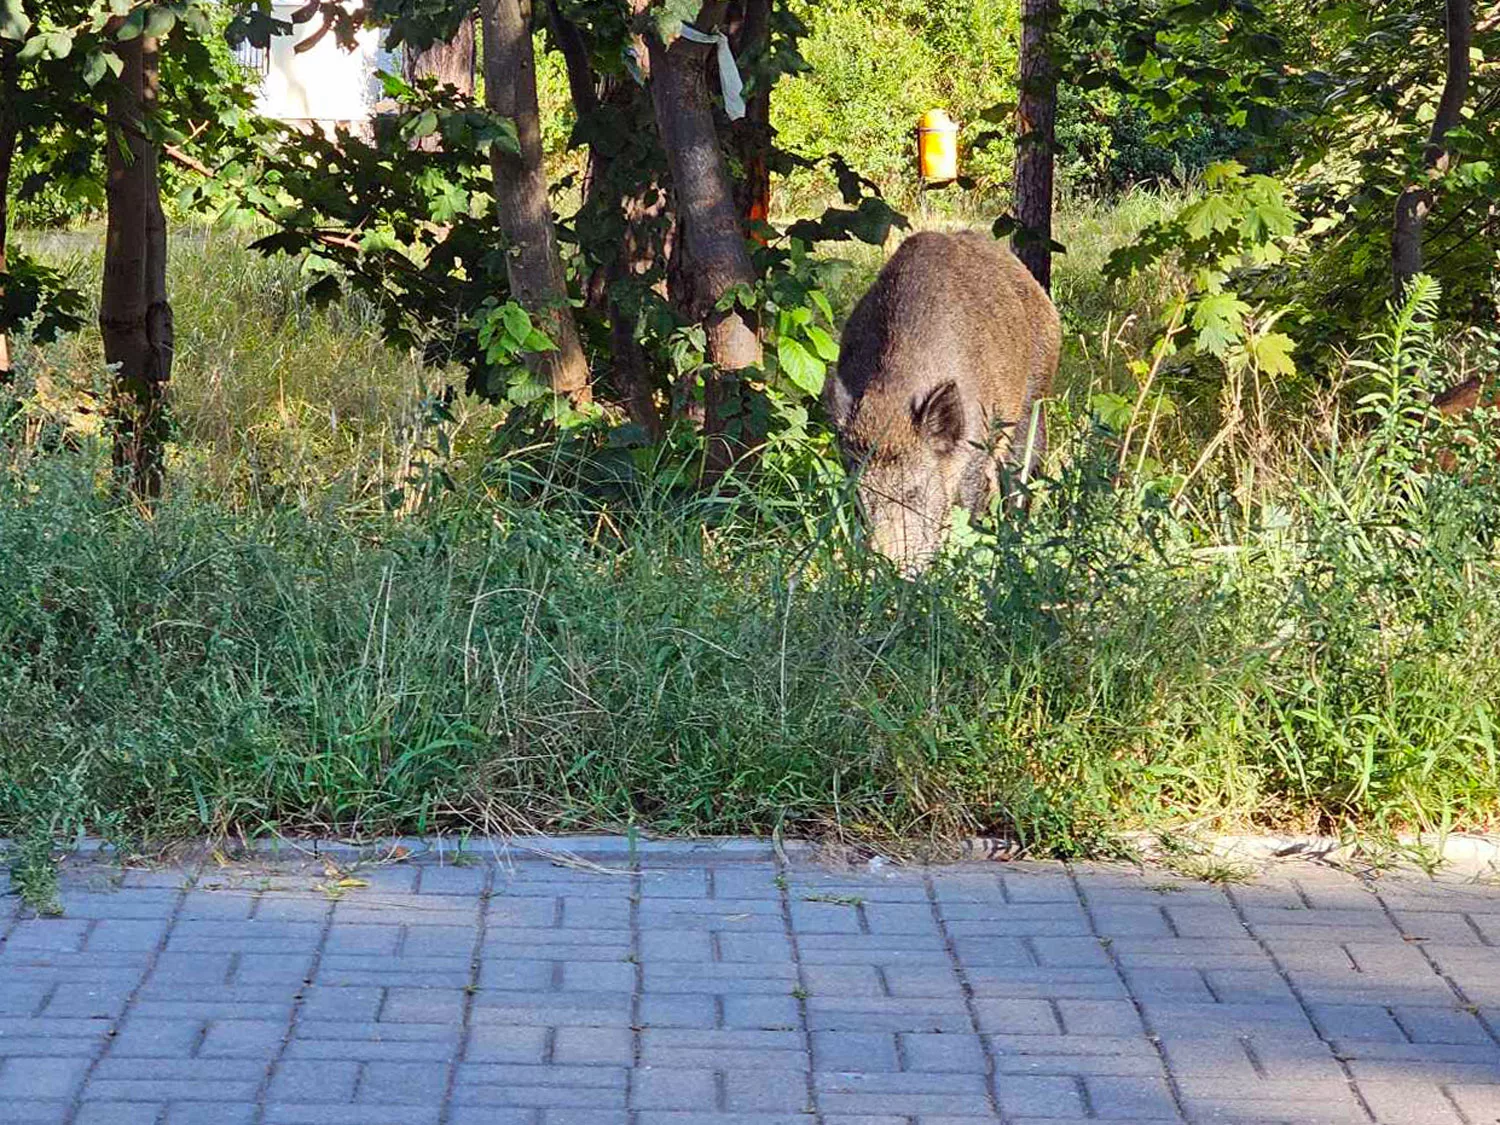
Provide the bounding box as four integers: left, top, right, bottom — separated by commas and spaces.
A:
812, 1031, 898, 1072
898, 1032, 988, 1073
15, 849, 1500, 1123
630, 1067, 717, 1110
74, 1103, 164, 1125
0, 1056, 91, 1099
268, 1059, 361, 1102
356, 1060, 450, 1104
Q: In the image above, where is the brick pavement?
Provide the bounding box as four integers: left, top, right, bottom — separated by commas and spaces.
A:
1, 840, 1499, 1124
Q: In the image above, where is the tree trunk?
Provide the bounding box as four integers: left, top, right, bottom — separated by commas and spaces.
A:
479, 0, 591, 404
546, 3, 666, 438
1014, 0, 1059, 293
402, 15, 475, 96
644, 5, 761, 475
728, 0, 772, 237
0, 47, 17, 382
101, 34, 172, 499
1393, 0, 1473, 300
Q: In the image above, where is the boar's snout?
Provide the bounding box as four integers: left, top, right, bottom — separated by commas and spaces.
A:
845, 380, 991, 575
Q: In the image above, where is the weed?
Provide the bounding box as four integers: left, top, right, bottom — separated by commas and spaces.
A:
8, 833, 62, 916
802, 893, 864, 907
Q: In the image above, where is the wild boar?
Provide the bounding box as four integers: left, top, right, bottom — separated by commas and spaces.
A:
824, 230, 1061, 571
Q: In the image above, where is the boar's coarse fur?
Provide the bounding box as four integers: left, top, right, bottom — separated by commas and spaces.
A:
825, 231, 1061, 570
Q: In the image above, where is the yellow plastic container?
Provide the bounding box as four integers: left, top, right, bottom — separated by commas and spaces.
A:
917, 108, 959, 183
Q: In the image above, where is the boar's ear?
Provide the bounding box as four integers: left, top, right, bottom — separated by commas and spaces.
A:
823, 374, 855, 429
913, 380, 964, 452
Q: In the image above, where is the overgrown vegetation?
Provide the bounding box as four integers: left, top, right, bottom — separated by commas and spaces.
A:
4, 226, 1499, 854
2, 0, 1498, 864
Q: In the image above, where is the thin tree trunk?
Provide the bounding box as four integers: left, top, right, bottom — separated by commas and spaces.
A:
0, 47, 17, 382
1393, 0, 1473, 299
728, 0, 771, 236
1014, 0, 1059, 293
402, 15, 475, 96
544, 1, 664, 436
479, 0, 591, 404
644, 4, 761, 475
101, 34, 172, 499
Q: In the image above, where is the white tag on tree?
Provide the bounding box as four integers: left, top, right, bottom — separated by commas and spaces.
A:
677, 24, 747, 121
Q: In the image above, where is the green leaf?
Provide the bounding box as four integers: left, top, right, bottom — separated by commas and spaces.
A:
1248, 331, 1296, 379
804, 324, 839, 362
651, 0, 703, 43
1183, 195, 1238, 239
809, 289, 833, 325
305, 275, 341, 308
0, 0, 30, 42
82, 49, 109, 85
1192, 291, 1251, 357
777, 337, 825, 397
522, 328, 555, 353
116, 8, 145, 39
500, 302, 533, 344
143, 6, 174, 38
1090, 391, 1134, 433
16, 29, 45, 58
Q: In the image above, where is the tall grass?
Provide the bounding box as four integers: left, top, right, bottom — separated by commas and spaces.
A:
3, 214, 1499, 856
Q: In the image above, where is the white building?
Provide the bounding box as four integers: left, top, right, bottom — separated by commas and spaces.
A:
235, 3, 396, 132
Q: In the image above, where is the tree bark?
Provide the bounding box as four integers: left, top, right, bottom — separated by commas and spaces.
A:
480, 0, 591, 404
402, 15, 475, 96
727, 0, 771, 237
0, 46, 17, 382
101, 34, 172, 499
644, 4, 761, 474
1014, 0, 1059, 293
1393, 0, 1473, 300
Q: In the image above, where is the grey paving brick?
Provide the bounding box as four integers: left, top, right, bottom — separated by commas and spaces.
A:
356, 1060, 450, 1104
1392, 1003, 1494, 1044
725, 1068, 814, 1111
414, 864, 490, 895
268, 1059, 361, 1102
806, 997, 973, 1033
1055, 999, 1143, 1037
1356, 1078, 1467, 1125
630, 1067, 717, 1109
74, 1103, 163, 1125
471, 990, 633, 1027
108, 1016, 204, 1057
638, 1028, 804, 1068
164, 1103, 259, 1124
39, 982, 134, 1019
553, 1026, 633, 1066
971, 998, 1061, 1035
0, 1100, 70, 1124
815, 1071, 992, 1116
0, 1056, 91, 1099
198, 1018, 288, 1057
264, 1107, 440, 1124
723, 994, 801, 1029
996, 1073, 1086, 1117
1083, 1075, 1179, 1119
812, 1031, 898, 1071
639, 993, 717, 1028
898, 1032, 988, 1073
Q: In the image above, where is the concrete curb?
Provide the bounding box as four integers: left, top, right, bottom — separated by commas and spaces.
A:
7, 831, 1499, 874
948, 832, 1500, 874
2, 833, 816, 867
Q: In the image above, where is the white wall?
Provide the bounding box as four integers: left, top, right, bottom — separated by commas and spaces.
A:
253, 2, 395, 126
